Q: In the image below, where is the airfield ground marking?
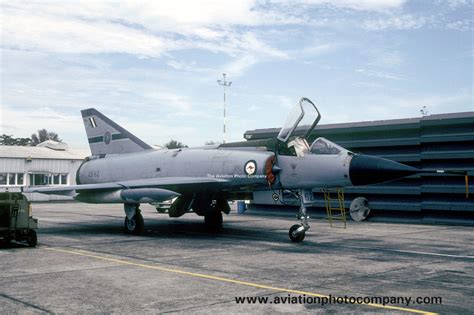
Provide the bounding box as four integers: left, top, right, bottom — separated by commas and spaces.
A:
46, 247, 437, 315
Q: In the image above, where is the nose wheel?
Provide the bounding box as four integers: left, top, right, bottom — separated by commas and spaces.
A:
289, 224, 305, 242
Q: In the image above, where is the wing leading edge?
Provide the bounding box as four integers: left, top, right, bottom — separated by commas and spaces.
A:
23, 177, 230, 198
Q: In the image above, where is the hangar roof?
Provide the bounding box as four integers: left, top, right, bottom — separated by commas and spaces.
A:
0, 145, 90, 160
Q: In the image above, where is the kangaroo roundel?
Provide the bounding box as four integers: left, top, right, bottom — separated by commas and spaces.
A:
244, 160, 257, 175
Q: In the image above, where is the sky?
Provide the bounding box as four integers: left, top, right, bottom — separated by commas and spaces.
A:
1, 0, 473, 149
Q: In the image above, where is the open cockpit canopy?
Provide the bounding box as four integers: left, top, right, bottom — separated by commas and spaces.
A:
276, 97, 321, 143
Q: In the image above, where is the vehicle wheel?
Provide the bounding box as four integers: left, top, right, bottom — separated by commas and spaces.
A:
27, 230, 37, 247
289, 224, 305, 242
204, 211, 223, 230
124, 212, 144, 235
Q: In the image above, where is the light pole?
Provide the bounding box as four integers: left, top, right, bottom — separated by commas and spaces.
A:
217, 73, 231, 143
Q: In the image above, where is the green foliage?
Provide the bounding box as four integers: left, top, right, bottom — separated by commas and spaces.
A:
0, 134, 32, 146
164, 139, 187, 149
31, 129, 62, 145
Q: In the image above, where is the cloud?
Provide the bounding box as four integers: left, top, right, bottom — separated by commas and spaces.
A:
356, 91, 473, 121
273, 0, 407, 12
446, 19, 472, 31
167, 60, 214, 74
140, 90, 193, 112
322, 90, 472, 124
0, 0, 431, 82
362, 14, 427, 31
2, 9, 169, 57
223, 55, 259, 77
1, 1, 289, 70
1, 0, 472, 149
439, 0, 471, 9
355, 68, 402, 80
352, 81, 385, 89
369, 51, 405, 67
0, 106, 88, 146
388, 92, 473, 111
331, 0, 407, 11
2, 1, 261, 30
295, 43, 340, 58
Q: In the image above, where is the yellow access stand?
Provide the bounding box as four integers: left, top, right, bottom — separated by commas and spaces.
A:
322, 188, 347, 229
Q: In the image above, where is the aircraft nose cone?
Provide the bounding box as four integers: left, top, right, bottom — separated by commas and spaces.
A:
349, 154, 418, 186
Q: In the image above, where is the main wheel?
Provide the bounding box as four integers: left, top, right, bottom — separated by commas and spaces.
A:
27, 230, 37, 247
124, 212, 144, 235
204, 211, 223, 230
289, 224, 305, 242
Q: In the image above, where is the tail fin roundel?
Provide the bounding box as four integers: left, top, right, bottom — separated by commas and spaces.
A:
81, 108, 152, 156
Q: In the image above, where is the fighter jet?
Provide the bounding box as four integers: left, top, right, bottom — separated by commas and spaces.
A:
26, 98, 424, 242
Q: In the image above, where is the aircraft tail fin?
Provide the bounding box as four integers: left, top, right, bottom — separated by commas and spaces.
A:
81, 108, 153, 156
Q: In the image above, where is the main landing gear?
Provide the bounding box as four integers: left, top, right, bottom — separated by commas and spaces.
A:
204, 211, 223, 230
124, 204, 144, 235
289, 189, 313, 243
203, 198, 228, 231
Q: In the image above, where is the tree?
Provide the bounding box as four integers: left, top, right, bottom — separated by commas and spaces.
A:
164, 139, 187, 149
31, 129, 62, 145
0, 134, 32, 146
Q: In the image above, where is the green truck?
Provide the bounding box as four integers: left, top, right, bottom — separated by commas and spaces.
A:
0, 192, 38, 247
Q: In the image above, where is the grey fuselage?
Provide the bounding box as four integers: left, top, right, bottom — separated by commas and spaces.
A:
76, 146, 353, 198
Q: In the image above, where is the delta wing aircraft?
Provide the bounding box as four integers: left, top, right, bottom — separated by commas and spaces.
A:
27, 98, 428, 242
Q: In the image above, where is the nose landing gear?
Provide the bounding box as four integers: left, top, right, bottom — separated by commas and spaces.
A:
289, 223, 306, 242
289, 189, 312, 242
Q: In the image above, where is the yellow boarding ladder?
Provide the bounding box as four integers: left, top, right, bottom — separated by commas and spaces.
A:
322, 188, 347, 229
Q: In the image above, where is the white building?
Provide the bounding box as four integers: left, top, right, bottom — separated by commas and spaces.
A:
0, 141, 90, 201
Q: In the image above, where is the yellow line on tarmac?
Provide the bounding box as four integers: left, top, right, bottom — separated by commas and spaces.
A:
46, 247, 436, 315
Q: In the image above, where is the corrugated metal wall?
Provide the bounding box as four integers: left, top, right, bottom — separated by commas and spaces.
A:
0, 158, 83, 201
0, 158, 80, 175
246, 112, 474, 221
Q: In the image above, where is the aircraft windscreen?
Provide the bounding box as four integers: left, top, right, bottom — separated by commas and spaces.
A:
310, 138, 342, 155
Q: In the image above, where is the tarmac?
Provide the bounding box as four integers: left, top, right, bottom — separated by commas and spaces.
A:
1, 202, 473, 314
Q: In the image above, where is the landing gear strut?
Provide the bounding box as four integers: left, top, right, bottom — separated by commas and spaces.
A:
204, 198, 227, 231
289, 189, 312, 243
124, 204, 144, 235
204, 211, 223, 231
